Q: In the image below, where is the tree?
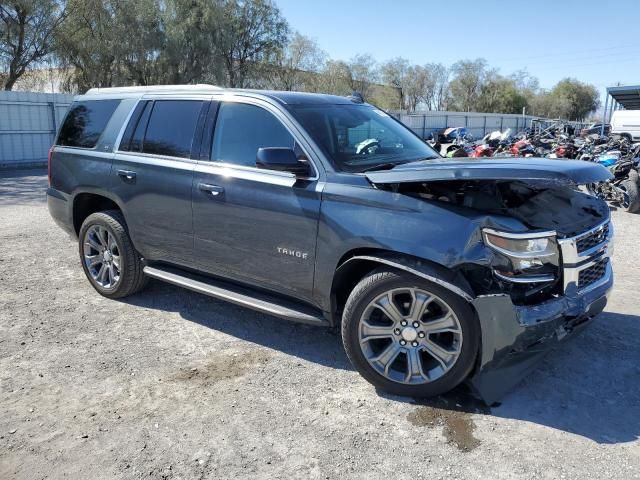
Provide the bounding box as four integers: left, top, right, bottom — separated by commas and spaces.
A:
54, 0, 120, 91
219, 0, 288, 88
478, 75, 528, 114
119, 0, 164, 86
269, 31, 326, 91
423, 63, 449, 111
316, 59, 350, 95
549, 78, 600, 120
160, 0, 225, 85
0, 0, 68, 90
346, 53, 377, 100
448, 58, 491, 112
380, 57, 409, 110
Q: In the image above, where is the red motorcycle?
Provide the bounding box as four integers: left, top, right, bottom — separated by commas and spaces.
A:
470, 144, 494, 157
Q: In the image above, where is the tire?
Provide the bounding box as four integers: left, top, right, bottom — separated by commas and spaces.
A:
619, 178, 640, 213
78, 210, 149, 298
341, 268, 479, 398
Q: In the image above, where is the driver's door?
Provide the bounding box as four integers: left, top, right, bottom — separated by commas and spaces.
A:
191, 99, 322, 303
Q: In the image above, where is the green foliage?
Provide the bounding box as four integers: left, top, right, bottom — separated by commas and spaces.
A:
0, 2, 602, 120
0, 0, 67, 90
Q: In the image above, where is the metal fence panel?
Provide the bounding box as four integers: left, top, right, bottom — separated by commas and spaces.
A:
0, 91, 73, 168
395, 111, 586, 140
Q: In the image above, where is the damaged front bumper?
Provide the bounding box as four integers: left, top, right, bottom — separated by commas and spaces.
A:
467, 259, 613, 405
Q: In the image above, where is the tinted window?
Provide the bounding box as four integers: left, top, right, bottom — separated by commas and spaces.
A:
119, 101, 149, 152
57, 100, 120, 148
212, 102, 294, 167
129, 101, 152, 152
142, 101, 203, 158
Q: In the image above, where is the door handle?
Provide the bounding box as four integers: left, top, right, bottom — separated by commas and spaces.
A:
198, 183, 224, 196
117, 169, 137, 181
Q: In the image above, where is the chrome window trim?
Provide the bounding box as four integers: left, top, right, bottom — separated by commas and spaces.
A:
114, 96, 210, 160
194, 161, 299, 187
113, 150, 196, 169
204, 96, 320, 182
53, 146, 115, 159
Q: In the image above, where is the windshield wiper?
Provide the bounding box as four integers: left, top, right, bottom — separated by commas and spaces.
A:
358, 162, 404, 173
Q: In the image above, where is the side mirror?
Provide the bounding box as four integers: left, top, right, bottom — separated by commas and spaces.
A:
256, 147, 310, 177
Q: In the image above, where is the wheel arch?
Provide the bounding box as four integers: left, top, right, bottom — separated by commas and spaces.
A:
330, 249, 475, 326
72, 190, 125, 236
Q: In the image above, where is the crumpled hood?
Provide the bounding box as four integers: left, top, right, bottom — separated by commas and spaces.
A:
365, 157, 613, 186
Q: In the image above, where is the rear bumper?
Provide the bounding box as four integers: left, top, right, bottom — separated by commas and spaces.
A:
47, 188, 74, 237
467, 262, 613, 404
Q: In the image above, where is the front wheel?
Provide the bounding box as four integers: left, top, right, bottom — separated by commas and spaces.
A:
341, 269, 479, 397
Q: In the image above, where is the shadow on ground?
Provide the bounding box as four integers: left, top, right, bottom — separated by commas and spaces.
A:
125, 279, 350, 372
125, 281, 640, 446
0, 168, 48, 205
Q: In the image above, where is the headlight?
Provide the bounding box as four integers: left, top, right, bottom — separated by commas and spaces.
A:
483, 228, 559, 282
483, 230, 556, 258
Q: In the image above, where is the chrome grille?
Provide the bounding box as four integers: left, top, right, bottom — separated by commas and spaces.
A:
578, 258, 609, 289
558, 220, 613, 293
576, 223, 609, 254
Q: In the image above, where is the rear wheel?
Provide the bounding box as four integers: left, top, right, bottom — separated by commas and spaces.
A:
79, 210, 148, 298
341, 269, 479, 397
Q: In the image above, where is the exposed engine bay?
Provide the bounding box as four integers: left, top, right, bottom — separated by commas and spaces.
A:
376, 179, 610, 305
390, 179, 609, 237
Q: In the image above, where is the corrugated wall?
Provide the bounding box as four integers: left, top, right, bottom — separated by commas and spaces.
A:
394, 111, 587, 140
0, 91, 73, 168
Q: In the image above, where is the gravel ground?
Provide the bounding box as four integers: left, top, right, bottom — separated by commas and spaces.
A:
1, 169, 639, 480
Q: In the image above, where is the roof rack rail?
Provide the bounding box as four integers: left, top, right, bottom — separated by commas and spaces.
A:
84, 84, 223, 95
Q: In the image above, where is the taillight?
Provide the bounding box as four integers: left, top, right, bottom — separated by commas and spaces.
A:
48, 147, 53, 186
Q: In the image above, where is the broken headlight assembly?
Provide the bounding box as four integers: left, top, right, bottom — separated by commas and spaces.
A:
482, 228, 559, 283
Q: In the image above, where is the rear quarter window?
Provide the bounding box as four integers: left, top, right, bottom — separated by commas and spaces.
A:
57, 99, 121, 148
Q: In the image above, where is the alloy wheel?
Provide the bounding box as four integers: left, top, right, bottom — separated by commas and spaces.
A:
358, 287, 463, 384
83, 225, 121, 289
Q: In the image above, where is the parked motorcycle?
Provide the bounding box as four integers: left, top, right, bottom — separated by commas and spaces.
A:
586, 147, 640, 213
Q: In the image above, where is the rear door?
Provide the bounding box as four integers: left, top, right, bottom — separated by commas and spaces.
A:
111, 97, 209, 265
192, 98, 323, 302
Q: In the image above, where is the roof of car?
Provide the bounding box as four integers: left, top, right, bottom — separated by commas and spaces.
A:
83, 84, 361, 105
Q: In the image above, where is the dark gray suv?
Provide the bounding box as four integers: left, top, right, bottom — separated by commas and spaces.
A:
47, 85, 614, 403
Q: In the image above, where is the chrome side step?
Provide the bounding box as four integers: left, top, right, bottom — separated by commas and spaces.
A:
143, 266, 329, 326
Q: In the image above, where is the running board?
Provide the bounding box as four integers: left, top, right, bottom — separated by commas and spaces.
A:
143, 266, 329, 326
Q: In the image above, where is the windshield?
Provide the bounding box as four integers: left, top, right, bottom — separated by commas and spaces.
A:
289, 104, 440, 172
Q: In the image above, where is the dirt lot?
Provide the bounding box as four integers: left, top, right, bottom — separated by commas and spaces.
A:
1, 170, 639, 480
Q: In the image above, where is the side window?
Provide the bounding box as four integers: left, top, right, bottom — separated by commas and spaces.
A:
142, 100, 203, 158
212, 102, 294, 167
119, 101, 150, 152
57, 99, 120, 148
129, 101, 152, 152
